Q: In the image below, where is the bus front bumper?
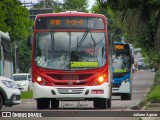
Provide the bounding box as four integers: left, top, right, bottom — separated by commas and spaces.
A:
112, 81, 131, 95
32, 82, 111, 100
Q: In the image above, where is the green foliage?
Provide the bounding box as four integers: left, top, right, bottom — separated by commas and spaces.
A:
0, 2, 7, 31
96, 0, 160, 68
0, 0, 32, 72
147, 85, 160, 102
33, 0, 89, 13
0, 0, 32, 41
52, 1, 63, 13
18, 39, 32, 73
63, 0, 88, 12
154, 69, 160, 84
146, 65, 160, 102
21, 90, 33, 99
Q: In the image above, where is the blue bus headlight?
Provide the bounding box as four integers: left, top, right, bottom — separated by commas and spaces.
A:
121, 78, 129, 85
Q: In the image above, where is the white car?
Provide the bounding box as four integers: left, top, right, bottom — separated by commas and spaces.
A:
13, 73, 32, 91
0, 76, 21, 110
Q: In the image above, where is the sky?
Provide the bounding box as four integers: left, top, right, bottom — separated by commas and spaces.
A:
20, 0, 96, 10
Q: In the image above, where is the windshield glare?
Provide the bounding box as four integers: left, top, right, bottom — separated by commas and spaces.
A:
34, 32, 106, 70
13, 75, 27, 81
113, 53, 130, 73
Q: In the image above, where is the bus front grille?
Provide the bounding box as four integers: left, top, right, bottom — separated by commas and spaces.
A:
47, 74, 93, 80
112, 84, 121, 88
57, 88, 84, 94
47, 74, 93, 86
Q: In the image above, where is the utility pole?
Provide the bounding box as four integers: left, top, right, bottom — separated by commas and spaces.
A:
43, 0, 46, 8
14, 41, 19, 73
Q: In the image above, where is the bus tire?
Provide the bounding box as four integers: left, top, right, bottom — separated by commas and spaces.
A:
37, 98, 50, 109
94, 98, 107, 109
121, 93, 131, 100
107, 98, 111, 108
0, 94, 3, 110
51, 99, 59, 109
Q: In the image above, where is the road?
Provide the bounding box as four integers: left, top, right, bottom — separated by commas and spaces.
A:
1, 70, 156, 120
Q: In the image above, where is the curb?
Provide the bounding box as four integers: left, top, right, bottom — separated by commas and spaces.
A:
128, 99, 147, 110
128, 84, 153, 110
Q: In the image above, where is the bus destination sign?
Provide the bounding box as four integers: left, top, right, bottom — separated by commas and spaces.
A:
36, 17, 104, 29
115, 45, 125, 50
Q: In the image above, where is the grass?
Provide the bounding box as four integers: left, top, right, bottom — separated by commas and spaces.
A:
146, 85, 160, 102
154, 69, 160, 84
146, 69, 160, 102
21, 90, 33, 99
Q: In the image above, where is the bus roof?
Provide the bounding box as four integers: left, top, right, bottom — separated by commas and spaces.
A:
35, 11, 106, 20
114, 42, 129, 45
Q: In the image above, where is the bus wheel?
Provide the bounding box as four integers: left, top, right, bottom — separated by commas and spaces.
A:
51, 99, 59, 109
37, 98, 50, 109
0, 94, 3, 110
94, 99, 107, 109
121, 93, 131, 100
107, 98, 111, 108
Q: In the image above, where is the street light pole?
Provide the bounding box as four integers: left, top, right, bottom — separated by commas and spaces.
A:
14, 41, 19, 73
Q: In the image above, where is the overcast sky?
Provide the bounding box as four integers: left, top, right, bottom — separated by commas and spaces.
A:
20, 0, 95, 10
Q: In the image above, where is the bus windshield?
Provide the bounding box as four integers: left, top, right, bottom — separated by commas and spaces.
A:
34, 32, 106, 70
113, 52, 130, 73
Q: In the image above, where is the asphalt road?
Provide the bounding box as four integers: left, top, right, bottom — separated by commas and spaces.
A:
1, 70, 156, 120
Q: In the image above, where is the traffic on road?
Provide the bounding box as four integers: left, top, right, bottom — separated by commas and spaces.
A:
1, 1, 160, 119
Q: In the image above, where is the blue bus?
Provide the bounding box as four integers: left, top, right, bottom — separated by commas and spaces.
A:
112, 42, 134, 100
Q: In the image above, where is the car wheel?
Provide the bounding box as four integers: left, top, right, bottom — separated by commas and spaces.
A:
0, 94, 3, 110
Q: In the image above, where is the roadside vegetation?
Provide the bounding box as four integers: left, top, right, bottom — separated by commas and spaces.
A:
93, 0, 160, 70
21, 90, 33, 99
146, 70, 160, 102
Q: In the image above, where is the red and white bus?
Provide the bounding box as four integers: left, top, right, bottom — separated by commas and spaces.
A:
31, 11, 113, 109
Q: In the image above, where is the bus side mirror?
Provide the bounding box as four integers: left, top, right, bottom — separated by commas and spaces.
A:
132, 56, 134, 64
112, 54, 115, 61
27, 36, 32, 47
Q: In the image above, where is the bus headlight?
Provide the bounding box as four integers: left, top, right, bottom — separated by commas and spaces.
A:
34, 75, 51, 86
89, 74, 107, 86
121, 78, 129, 85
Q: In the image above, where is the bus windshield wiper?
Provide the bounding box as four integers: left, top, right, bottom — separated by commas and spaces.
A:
77, 31, 89, 47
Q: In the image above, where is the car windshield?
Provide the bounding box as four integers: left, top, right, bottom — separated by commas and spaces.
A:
139, 58, 144, 63
113, 52, 130, 73
13, 75, 27, 81
34, 32, 106, 70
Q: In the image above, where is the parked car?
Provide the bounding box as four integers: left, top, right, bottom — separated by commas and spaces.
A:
0, 76, 21, 110
13, 73, 32, 91
138, 58, 150, 70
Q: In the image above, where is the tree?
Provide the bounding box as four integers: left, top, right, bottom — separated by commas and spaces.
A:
97, 0, 160, 66
91, 1, 124, 42
0, 0, 32, 41
0, 0, 32, 73
63, 0, 88, 12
